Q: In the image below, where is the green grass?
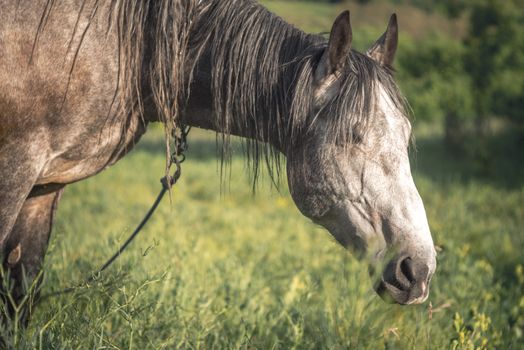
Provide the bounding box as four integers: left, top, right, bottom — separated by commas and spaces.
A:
260, 1, 466, 42
261, 1, 338, 34
4, 125, 521, 349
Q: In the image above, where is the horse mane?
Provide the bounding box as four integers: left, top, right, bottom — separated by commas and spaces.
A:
112, 0, 199, 174
188, 0, 319, 184
189, 0, 409, 184
35, 0, 408, 184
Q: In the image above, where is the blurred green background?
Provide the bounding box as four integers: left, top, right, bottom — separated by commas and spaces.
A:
12, 0, 524, 349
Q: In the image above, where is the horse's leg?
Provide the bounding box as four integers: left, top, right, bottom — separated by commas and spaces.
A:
0, 137, 47, 246
1, 189, 63, 325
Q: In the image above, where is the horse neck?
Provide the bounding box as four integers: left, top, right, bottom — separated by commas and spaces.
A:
181, 1, 323, 153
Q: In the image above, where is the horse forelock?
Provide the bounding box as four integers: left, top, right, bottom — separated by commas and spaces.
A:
318, 51, 410, 149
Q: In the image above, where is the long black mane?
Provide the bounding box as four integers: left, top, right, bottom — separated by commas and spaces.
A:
189, 0, 322, 181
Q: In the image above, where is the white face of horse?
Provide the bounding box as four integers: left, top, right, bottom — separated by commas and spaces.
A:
286, 12, 436, 305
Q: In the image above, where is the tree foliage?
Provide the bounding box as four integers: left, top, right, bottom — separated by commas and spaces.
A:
393, 0, 524, 145
398, 34, 474, 124
464, 0, 524, 126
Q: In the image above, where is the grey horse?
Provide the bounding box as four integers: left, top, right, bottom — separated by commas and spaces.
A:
0, 0, 436, 325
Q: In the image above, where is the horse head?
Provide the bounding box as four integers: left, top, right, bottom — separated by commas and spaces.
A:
286, 12, 436, 305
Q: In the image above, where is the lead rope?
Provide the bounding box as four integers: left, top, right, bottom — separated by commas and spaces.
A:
39, 125, 191, 302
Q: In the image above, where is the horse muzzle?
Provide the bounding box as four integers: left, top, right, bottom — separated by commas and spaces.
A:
373, 254, 434, 305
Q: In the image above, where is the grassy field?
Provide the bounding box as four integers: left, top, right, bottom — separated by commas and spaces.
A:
16, 126, 521, 349
6, 1, 524, 349
261, 0, 466, 42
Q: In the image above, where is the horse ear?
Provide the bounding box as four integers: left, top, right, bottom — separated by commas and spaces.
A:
318, 11, 352, 78
366, 14, 398, 67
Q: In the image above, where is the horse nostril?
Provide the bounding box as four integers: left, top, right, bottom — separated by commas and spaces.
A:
375, 255, 433, 304
399, 257, 416, 284
381, 256, 416, 292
